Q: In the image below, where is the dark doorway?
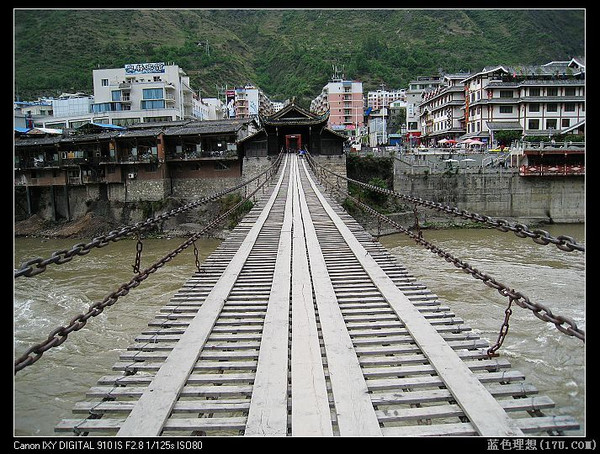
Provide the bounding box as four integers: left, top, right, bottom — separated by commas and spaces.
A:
285, 134, 302, 152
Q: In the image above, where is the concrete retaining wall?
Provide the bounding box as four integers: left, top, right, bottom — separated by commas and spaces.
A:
394, 167, 584, 223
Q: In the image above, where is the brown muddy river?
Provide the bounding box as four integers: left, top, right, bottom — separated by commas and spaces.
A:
14, 223, 585, 436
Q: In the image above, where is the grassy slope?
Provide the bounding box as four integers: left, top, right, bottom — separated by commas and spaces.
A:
14, 9, 585, 106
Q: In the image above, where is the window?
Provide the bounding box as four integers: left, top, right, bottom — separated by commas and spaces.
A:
141, 100, 165, 110
546, 119, 557, 129
529, 87, 540, 96
562, 119, 570, 128
111, 90, 121, 102
564, 103, 576, 112
93, 103, 118, 113
565, 87, 576, 96
499, 90, 513, 98
499, 106, 513, 114
142, 88, 164, 100
528, 119, 540, 130
547, 103, 558, 112
547, 87, 558, 96
529, 103, 540, 112
101, 79, 109, 86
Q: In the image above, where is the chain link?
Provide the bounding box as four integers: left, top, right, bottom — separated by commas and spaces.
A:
307, 154, 585, 253
305, 154, 585, 347
14, 154, 283, 374
132, 232, 143, 275
14, 153, 284, 279
487, 297, 515, 357
192, 241, 201, 273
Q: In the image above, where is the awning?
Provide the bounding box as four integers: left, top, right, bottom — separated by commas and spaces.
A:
27, 127, 63, 135
486, 121, 523, 131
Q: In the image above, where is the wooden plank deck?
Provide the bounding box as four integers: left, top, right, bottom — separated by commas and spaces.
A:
56, 153, 579, 437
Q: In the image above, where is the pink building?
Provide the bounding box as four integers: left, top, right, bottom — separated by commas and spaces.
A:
311, 78, 364, 134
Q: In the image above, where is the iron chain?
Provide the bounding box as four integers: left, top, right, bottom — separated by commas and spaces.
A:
14, 154, 283, 374
307, 154, 584, 253
305, 154, 585, 346
346, 191, 585, 343
14, 153, 284, 279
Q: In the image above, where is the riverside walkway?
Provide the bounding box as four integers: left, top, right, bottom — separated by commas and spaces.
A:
53, 153, 579, 437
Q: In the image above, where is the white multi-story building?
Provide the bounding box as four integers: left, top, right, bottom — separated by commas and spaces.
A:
367, 88, 406, 110
271, 100, 288, 113
233, 84, 275, 118
91, 62, 199, 125
404, 75, 444, 146
462, 58, 585, 145
193, 97, 227, 120
418, 73, 472, 145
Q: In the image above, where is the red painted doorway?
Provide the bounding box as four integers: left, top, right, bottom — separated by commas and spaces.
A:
285, 134, 302, 152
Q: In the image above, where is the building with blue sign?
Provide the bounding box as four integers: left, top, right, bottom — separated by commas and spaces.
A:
91, 63, 202, 125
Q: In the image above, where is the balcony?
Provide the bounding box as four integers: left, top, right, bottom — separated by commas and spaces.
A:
519, 164, 584, 177
167, 150, 238, 161
15, 158, 61, 170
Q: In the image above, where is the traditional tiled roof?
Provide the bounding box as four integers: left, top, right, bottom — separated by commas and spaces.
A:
162, 119, 254, 136
463, 58, 585, 83
237, 129, 267, 143
262, 103, 328, 126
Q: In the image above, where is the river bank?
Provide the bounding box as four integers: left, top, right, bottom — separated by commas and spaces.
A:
13, 196, 246, 241
13, 204, 566, 241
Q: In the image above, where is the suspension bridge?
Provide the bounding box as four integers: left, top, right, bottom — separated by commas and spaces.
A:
15, 152, 584, 437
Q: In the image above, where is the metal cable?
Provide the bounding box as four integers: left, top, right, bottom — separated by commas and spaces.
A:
14, 156, 283, 373
306, 154, 584, 346
307, 153, 585, 253
15, 153, 283, 278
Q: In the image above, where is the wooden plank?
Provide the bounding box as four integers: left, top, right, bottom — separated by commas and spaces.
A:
73, 399, 252, 415
58, 417, 251, 433
366, 370, 525, 391
116, 155, 289, 437
299, 159, 524, 437
380, 415, 579, 437
245, 159, 294, 437
163, 417, 247, 432
369, 382, 537, 407
295, 156, 382, 436
289, 157, 333, 436
375, 395, 556, 423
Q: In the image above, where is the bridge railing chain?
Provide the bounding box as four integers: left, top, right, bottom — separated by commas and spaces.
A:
13, 159, 284, 375
305, 153, 585, 253
14, 153, 284, 279
306, 154, 585, 349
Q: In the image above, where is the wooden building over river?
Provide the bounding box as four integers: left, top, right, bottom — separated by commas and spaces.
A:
14, 107, 347, 223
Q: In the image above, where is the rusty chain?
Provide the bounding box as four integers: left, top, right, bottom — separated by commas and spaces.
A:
14, 155, 283, 374
306, 153, 584, 253
14, 153, 284, 279
307, 156, 584, 347
132, 231, 143, 274
487, 297, 515, 358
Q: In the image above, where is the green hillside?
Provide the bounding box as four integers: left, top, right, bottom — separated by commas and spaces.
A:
14, 8, 585, 108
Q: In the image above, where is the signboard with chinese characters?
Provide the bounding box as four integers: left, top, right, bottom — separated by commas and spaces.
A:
125, 62, 166, 74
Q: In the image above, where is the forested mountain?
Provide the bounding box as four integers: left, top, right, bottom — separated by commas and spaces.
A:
14, 8, 585, 108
